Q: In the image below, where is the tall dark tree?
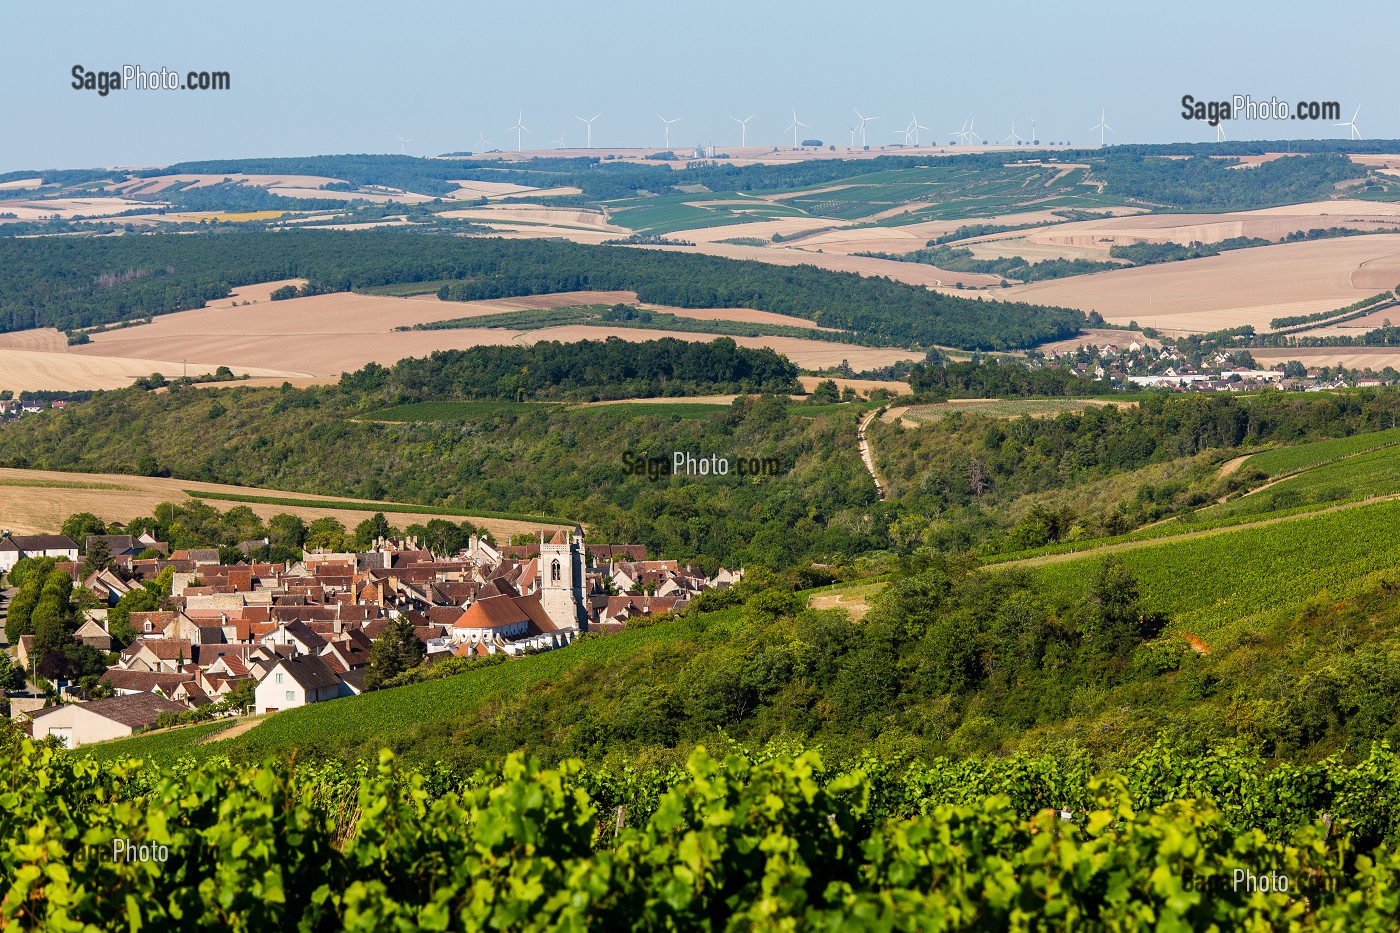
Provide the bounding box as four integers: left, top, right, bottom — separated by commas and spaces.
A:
365, 619, 426, 690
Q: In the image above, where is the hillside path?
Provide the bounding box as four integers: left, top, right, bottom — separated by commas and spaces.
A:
859, 409, 887, 500
198, 715, 266, 744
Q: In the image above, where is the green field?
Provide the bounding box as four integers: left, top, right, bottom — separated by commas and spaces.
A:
1203, 443, 1400, 521
575, 401, 732, 421
903, 398, 1122, 421
1243, 425, 1400, 477
1026, 497, 1400, 631
363, 401, 548, 422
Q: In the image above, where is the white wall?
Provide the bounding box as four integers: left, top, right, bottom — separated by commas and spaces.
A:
30, 706, 135, 748
254, 665, 304, 715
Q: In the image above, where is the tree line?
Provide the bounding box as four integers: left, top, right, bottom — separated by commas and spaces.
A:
0, 231, 1089, 349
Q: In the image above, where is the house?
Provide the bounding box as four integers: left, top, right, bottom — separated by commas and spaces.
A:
29, 693, 187, 748
0, 532, 79, 572
73, 618, 113, 651
254, 654, 349, 715
85, 533, 168, 558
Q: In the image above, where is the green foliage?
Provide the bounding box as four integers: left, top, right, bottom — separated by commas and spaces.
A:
416, 302, 869, 345
365, 619, 426, 690
1270, 291, 1395, 331
60, 511, 106, 546
1244, 425, 1400, 477
864, 242, 1120, 282
12, 720, 1400, 928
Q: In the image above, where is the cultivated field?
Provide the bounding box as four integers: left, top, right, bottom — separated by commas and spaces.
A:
0, 197, 153, 221
627, 242, 1001, 288
1002, 235, 1400, 335
0, 467, 564, 541
901, 398, 1126, 421
0, 283, 902, 390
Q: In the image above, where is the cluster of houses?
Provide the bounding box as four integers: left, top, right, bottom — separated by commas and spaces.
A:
0, 398, 66, 422
4, 528, 740, 747
1042, 341, 1391, 393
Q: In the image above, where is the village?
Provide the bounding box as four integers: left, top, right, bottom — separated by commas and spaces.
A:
0, 526, 740, 748
1038, 339, 1395, 393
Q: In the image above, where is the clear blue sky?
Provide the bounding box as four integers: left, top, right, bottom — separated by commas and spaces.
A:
2, 0, 1393, 172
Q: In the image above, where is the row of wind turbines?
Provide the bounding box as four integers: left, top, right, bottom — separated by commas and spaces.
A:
394, 104, 1367, 155
450, 109, 1074, 155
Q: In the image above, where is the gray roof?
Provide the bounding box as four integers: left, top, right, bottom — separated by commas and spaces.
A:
0, 534, 78, 553
33, 692, 186, 728
276, 654, 343, 692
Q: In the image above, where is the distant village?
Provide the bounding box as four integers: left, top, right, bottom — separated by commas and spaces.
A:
1, 528, 740, 748
1038, 339, 1393, 393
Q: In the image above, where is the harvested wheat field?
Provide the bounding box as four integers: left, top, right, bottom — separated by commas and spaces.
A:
440, 205, 623, 232
0, 347, 298, 393
997, 206, 1400, 256
631, 242, 1001, 288
0, 468, 563, 541
41, 288, 880, 383
1003, 236, 1400, 335
109, 174, 345, 196
797, 375, 911, 396
1250, 347, 1400, 371
0, 197, 152, 220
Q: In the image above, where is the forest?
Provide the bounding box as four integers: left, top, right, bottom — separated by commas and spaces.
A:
0, 231, 1086, 349
0, 348, 883, 570
152, 148, 1373, 212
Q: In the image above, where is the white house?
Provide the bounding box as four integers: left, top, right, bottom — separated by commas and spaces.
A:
0, 533, 79, 573
29, 694, 187, 748
254, 654, 347, 715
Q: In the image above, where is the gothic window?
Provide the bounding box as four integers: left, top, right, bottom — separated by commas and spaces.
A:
551, 559, 561, 583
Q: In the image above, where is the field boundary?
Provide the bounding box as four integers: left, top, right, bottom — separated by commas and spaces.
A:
184, 490, 573, 526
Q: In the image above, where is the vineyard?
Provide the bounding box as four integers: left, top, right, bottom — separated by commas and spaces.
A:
1244, 425, 1400, 477
7, 722, 1400, 930
1205, 444, 1400, 521
1028, 497, 1400, 631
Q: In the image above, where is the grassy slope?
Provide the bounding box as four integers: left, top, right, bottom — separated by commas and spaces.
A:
1244, 426, 1400, 477
1025, 497, 1400, 631
85, 613, 713, 768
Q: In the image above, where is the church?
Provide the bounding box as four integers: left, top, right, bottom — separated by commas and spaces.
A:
449, 528, 588, 655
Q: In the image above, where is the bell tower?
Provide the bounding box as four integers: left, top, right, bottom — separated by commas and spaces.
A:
539, 528, 586, 630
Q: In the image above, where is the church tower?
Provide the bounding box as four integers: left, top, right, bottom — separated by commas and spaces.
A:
539, 528, 587, 631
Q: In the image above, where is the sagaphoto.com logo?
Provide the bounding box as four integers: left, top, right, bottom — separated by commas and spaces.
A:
72, 64, 230, 97
1181, 94, 1354, 139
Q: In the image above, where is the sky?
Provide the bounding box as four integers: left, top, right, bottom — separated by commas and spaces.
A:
2, 0, 1394, 172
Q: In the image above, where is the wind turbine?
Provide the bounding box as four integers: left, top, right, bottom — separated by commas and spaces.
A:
847, 124, 858, 147
1030, 118, 1038, 145
508, 112, 531, 152
909, 114, 932, 146
553, 131, 566, 149
853, 108, 878, 147
396, 134, 414, 154
575, 113, 601, 148
730, 114, 756, 147
657, 113, 681, 148
476, 131, 492, 152
965, 118, 982, 144
1215, 122, 1227, 142
1336, 106, 1362, 140
786, 108, 809, 149
949, 119, 969, 145
1090, 109, 1114, 147
1001, 123, 1023, 145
